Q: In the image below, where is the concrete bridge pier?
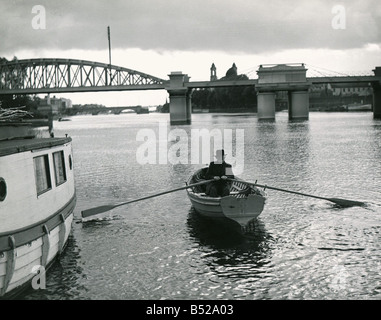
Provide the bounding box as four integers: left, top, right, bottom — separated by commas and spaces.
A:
257, 92, 276, 120
373, 67, 381, 119
288, 91, 309, 120
167, 72, 192, 125
373, 83, 381, 119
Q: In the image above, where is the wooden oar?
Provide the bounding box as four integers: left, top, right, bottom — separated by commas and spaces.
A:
228, 178, 365, 208
81, 179, 214, 219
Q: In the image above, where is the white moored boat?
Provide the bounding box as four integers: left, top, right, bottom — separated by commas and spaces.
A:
186, 168, 266, 230
0, 121, 76, 298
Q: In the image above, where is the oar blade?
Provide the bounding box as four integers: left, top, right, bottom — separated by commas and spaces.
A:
81, 205, 116, 218
228, 178, 366, 208
328, 198, 366, 208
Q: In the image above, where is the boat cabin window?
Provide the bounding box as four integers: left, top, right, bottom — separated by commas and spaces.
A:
53, 151, 67, 186
33, 155, 52, 195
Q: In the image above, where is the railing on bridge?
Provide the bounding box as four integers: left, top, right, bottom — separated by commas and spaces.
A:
0, 58, 167, 94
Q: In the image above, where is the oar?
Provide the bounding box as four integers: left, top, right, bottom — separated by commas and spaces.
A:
81, 179, 214, 219
228, 178, 365, 207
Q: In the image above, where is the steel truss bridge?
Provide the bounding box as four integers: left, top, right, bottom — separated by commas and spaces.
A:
0, 58, 167, 94
0, 58, 380, 95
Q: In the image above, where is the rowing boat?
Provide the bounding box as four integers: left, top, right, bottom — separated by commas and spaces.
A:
186, 168, 266, 229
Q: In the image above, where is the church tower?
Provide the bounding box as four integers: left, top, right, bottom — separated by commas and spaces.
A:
210, 63, 217, 81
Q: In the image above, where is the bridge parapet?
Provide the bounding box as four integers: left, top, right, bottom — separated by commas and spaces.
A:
166, 72, 190, 89
257, 63, 307, 85
256, 63, 310, 94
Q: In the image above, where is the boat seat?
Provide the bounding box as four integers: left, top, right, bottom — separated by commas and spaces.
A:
234, 194, 247, 198
231, 182, 245, 190
196, 191, 245, 197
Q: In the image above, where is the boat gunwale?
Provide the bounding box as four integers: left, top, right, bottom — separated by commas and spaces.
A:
187, 191, 223, 206
187, 167, 266, 199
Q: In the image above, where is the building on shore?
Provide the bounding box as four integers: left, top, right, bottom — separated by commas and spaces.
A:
309, 83, 373, 110
331, 86, 372, 97
36, 95, 72, 116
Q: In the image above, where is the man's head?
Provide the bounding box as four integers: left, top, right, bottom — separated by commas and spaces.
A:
215, 149, 225, 163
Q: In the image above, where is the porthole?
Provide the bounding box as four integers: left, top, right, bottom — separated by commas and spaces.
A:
0, 178, 6, 201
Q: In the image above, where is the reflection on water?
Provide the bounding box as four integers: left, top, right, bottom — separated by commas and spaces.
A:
187, 209, 273, 273
14, 112, 381, 300
186, 209, 276, 299
187, 208, 271, 247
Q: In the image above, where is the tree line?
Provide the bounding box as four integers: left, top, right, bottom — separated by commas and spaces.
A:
0, 56, 38, 113
191, 74, 257, 111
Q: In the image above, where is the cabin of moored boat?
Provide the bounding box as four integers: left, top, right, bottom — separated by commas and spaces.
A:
0, 122, 76, 298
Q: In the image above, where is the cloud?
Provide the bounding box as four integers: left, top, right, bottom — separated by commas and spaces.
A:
0, 0, 380, 56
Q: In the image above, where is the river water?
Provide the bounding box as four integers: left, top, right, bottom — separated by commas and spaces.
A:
20, 111, 381, 300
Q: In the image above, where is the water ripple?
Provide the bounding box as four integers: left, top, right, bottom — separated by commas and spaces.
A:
16, 112, 381, 300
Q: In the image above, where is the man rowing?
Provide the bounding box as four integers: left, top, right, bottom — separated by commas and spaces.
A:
205, 149, 234, 197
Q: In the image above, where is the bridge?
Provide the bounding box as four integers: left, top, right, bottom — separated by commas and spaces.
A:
166, 65, 381, 123
0, 58, 166, 94
1, 58, 380, 124
92, 106, 149, 115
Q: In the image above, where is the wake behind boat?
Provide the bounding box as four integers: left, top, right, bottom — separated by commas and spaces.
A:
186, 168, 266, 230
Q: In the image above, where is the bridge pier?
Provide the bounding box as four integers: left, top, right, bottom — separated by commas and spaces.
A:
288, 91, 309, 120
167, 72, 192, 125
373, 67, 381, 119
257, 92, 276, 120
373, 83, 381, 119
256, 64, 310, 121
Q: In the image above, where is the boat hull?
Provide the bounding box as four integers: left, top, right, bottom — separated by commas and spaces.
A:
187, 192, 265, 227
187, 192, 224, 218
220, 194, 265, 226
0, 199, 75, 299
186, 168, 266, 228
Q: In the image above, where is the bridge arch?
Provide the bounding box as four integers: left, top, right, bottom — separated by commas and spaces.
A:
0, 58, 167, 94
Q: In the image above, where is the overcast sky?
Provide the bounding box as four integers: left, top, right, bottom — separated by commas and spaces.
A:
1, 0, 380, 106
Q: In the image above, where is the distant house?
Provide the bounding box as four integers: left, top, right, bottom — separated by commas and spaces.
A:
331, 86, 372, 97
37, 95, 72, 116
309, 83, 372, 98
